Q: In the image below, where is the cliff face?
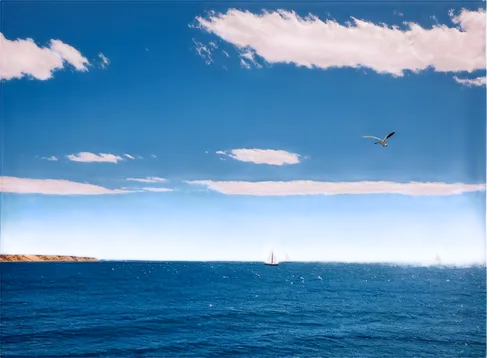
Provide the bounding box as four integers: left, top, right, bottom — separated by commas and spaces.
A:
0, 255, 99, 262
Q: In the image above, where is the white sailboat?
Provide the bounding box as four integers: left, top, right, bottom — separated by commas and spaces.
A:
282, 253, 291, 263
265, 250, 279, 266
435, 254, 442, 264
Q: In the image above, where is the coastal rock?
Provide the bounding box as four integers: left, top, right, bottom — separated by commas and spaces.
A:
0, 255, 99, 262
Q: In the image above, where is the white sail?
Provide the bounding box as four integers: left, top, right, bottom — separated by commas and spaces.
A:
271, 251, 278, 264
265, 250, 279, 265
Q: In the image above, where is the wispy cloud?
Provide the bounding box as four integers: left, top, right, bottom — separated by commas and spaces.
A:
140, 187, 174, 192
126, 177, 167, 183
216, 149, 301, 165
98, 52, 110, 69
123, 154, 135, 160
41, 156, 58, 161
0, 176, 128, 195
240, 58, 251, 69
151, 154, 157, 158
0, 33, 91, 80
187, 180, 486, 196
192, 38, 216, 65
193, 8, 485, 76
66, 152, 123, 163
453, 76, 486, 87
240, 49, 262, 68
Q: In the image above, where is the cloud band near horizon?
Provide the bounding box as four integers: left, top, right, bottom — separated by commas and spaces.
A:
187, 180, 486, 196
0, 177, 128, 195
0, 177, 176, 195
0, 177, 486, 196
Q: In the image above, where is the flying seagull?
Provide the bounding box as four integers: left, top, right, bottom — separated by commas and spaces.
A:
363, 131, 396, 147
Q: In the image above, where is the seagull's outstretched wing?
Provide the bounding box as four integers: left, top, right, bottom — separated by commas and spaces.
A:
384, 132, 396, 140
363, 136, 382, 141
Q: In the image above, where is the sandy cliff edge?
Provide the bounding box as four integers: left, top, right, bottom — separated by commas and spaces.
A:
0, 255, 99, 262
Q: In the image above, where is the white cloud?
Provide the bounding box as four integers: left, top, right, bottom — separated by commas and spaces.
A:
50, 40, 89, 71
123, 154, 135, 160
217, 149, 301, 165
41, 156, 58, 161
126, 177, 167, 183
187, 180, 486, 196
0, 176, 128, 195
193, 8, 485, 76
66, 152, 123, 163
98, 52, 110, 69
1, 33, 90, 80
453, 76, 486, 87
151, 154, 157, 158
140, 187, 174, 192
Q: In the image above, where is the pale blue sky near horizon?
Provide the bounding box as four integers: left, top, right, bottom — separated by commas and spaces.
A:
0, 0, 487, 263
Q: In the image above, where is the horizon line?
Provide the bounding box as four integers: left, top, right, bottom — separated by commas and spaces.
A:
99, 258, 488, 264
1, 255, 485, 266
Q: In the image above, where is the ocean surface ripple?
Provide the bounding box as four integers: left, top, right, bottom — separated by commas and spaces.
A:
0, 262, 486, 357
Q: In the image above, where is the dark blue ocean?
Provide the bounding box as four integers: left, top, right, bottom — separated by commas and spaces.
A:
0, 262, 486, 357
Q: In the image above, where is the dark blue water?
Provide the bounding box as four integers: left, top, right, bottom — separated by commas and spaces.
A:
0, 262, 486, 357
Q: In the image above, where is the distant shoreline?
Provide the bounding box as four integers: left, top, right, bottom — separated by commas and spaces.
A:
0, 255, 99, 262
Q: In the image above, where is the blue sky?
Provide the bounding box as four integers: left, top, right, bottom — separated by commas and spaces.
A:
0, 1, 486, 263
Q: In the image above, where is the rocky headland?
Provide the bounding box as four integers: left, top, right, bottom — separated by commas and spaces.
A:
0, 255, 99, 262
